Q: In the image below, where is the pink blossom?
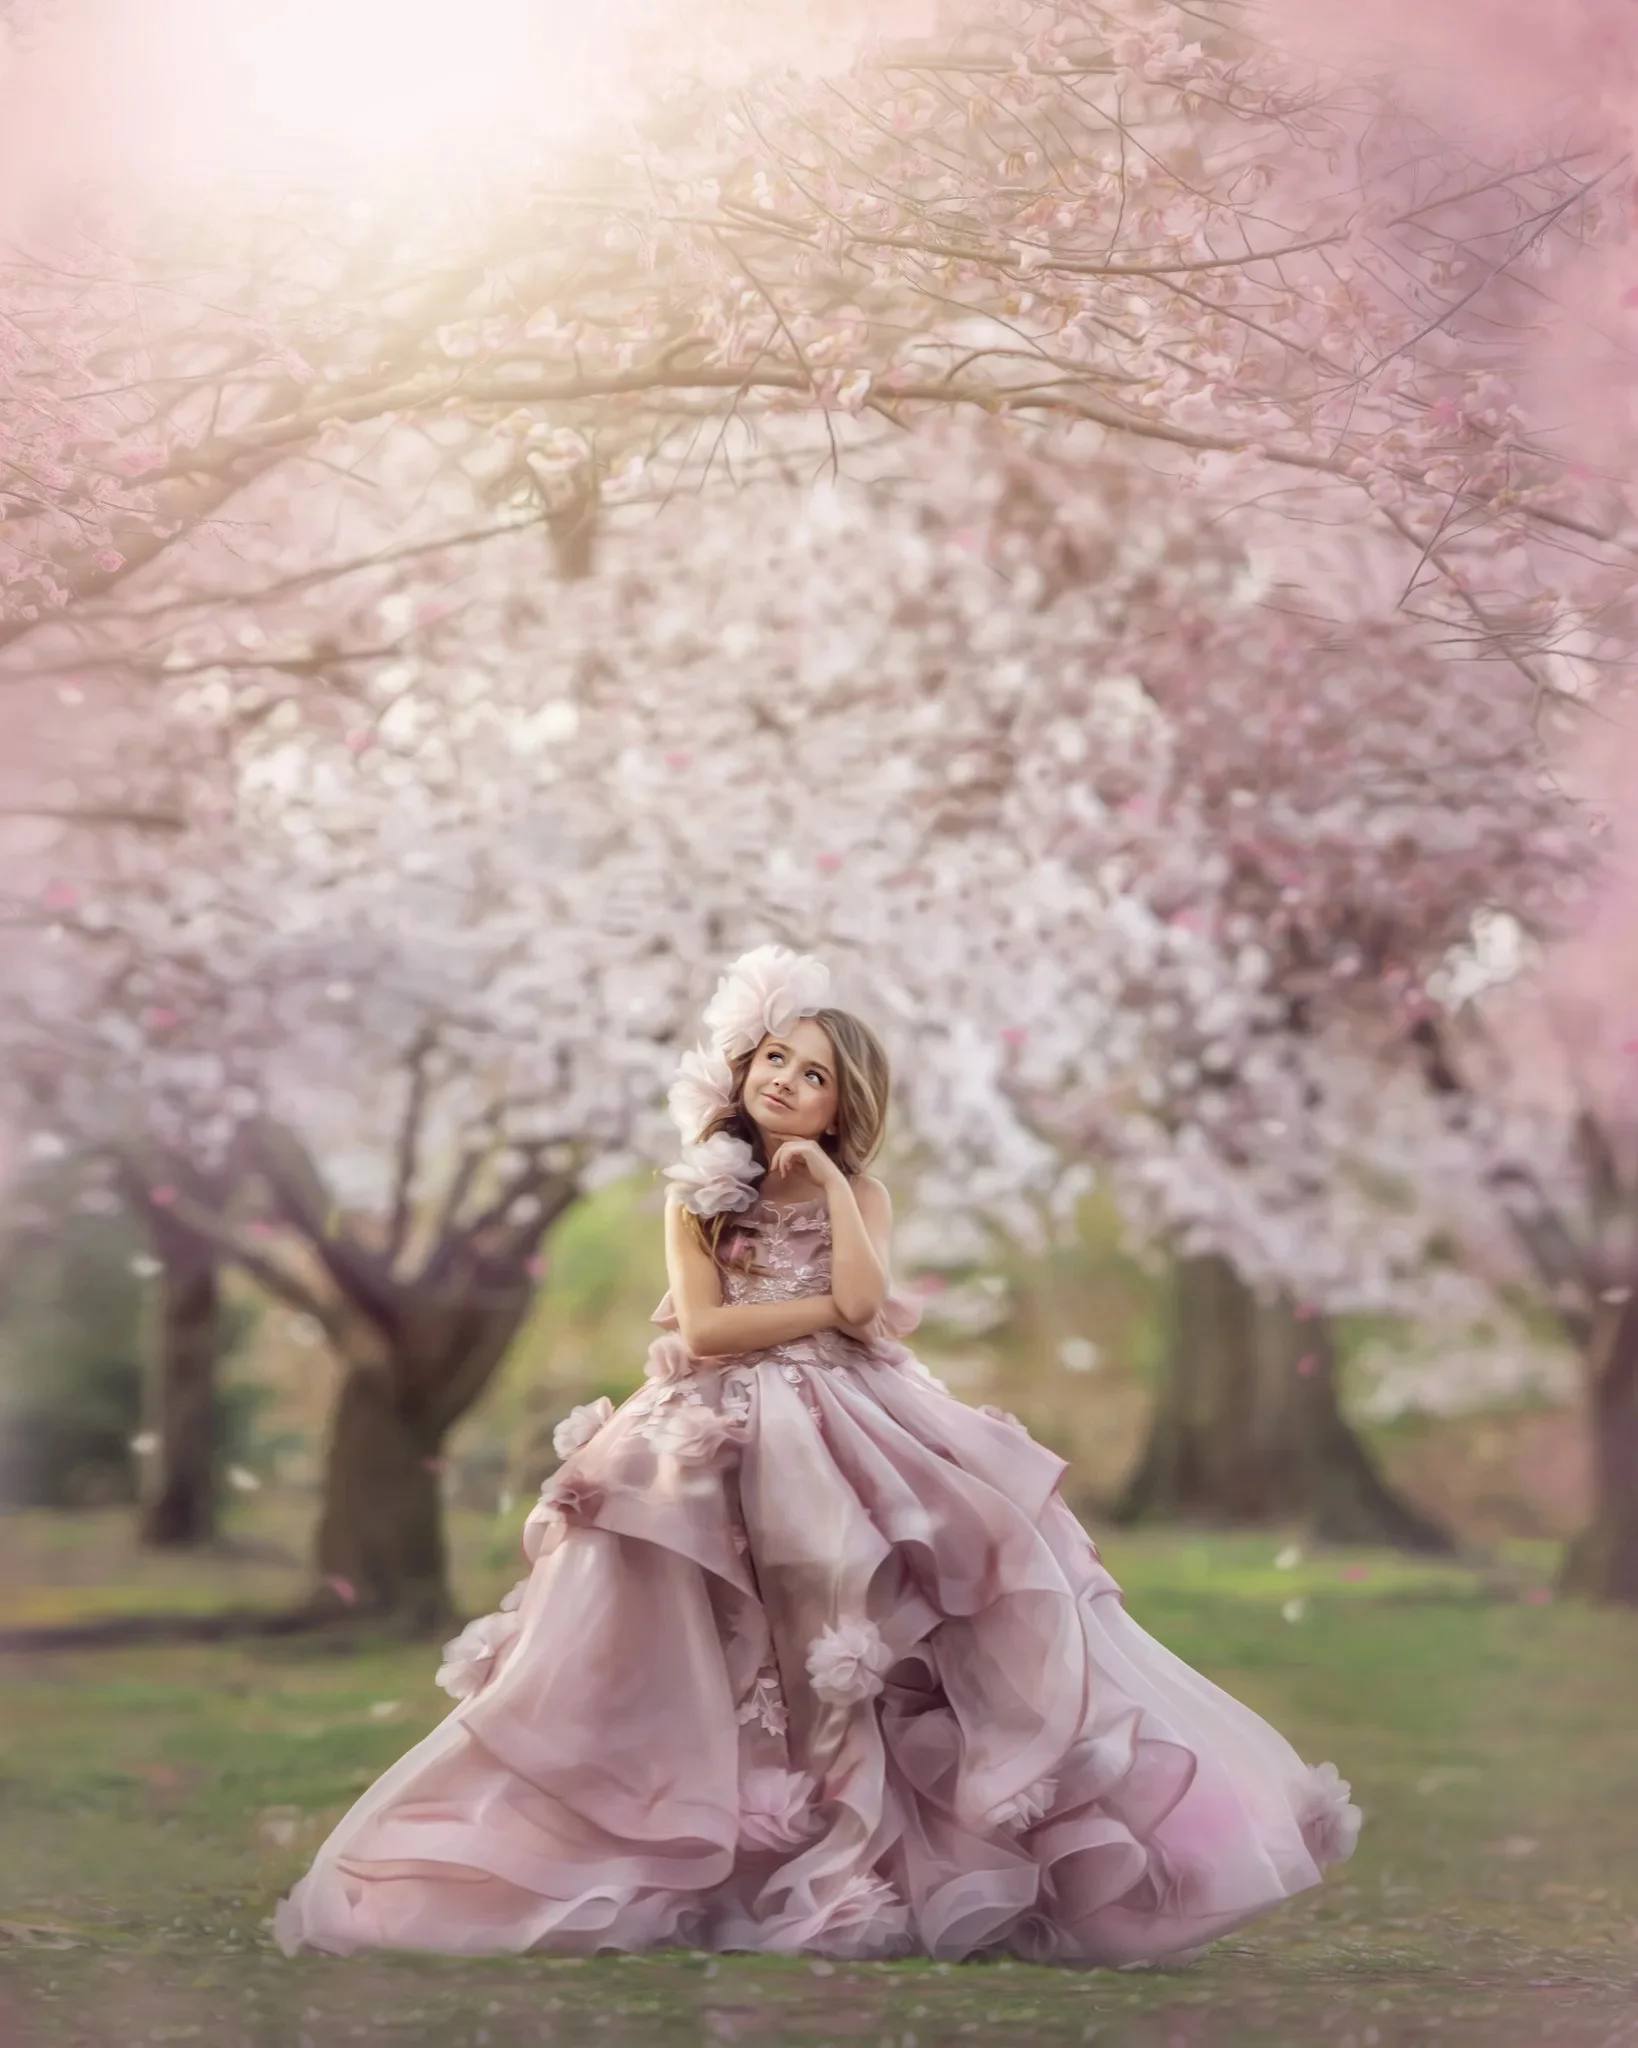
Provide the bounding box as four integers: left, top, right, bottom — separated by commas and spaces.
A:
149, 1185, 177, 1207
94, 549, 124, 572
321, 1574, 358, 1606
805, 1617, 892, 1706
1296, 1355, 1318, 1378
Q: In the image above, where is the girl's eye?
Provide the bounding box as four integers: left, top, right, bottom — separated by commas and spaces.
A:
806, 1071, 824, 1085
766, 1051, 783, 1064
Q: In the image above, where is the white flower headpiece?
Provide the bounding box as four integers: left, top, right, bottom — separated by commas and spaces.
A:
666, 945, 832, 1215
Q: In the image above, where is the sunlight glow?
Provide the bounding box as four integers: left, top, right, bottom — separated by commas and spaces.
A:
174, 0, 625, 182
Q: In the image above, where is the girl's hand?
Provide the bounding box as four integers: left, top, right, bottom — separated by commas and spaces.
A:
768, 1137, 844, 1189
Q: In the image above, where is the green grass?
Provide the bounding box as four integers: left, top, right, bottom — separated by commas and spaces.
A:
1, 1524, 1635, 2047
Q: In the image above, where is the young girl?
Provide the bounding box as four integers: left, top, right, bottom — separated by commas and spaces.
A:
275, 946, 1359, 1964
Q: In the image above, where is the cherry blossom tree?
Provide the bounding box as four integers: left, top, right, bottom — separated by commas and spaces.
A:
517, 435, 1598, 1552
564, 430, 1588, 1553
1256, 0, 1638, 1595
151, 435, 1619, 1492
1371, 703, 1638, 1603
4, 384, 1617, 1618
1, 0, 1631, 701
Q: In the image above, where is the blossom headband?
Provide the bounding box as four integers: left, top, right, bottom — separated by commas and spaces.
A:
663, 945, 832, 1217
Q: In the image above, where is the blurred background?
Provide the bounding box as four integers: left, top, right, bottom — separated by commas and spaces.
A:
0, 0, 1635, 2042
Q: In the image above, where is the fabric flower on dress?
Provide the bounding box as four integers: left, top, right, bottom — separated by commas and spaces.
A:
806, 1618, 893, 1706
664, 1133, 764, 1218
541, 1471, 605, 1525
988, 1775, 1058, 1832
738, 1767, 820, 1850
552, 1396, 614, 1461
1298, 1762, 1362, 1868
805, 1874, 912, 1956
644, 1330, 698, 1384
651, 1402, 738, 1462
667, 1040, 736, 1140
522, 1471, 606, 1560
701, 944, 831, 1058
736, 1666, 789, 1737
434, 1606, 523, 1702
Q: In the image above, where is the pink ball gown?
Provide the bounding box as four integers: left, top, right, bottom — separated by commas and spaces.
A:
274, 1193, 1360, 1963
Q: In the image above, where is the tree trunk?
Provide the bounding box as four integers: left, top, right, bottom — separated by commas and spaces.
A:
314, 1364, 454, 1635
1560, 1300, 1638, 1603
309, 1278, 541, 1633
138, 1212, 221, 1549
1116, 1252, 1451, 1552
221, 1117, 577, 1635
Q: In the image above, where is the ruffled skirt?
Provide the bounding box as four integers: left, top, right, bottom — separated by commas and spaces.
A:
273, 1339, 1358, 1963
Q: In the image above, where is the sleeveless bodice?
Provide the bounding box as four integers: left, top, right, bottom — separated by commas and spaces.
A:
720, 1196, 832, 1306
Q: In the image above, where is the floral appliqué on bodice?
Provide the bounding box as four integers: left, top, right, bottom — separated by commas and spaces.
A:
721, 1195, 834, 1306
714, 1195, 857, 1414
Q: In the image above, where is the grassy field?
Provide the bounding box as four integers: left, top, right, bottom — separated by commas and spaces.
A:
0, 1511, 1635, 2048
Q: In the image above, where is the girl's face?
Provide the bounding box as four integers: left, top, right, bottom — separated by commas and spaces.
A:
743, 1018, 840, 1149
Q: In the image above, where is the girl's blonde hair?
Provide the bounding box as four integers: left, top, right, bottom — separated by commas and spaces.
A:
683, 1007, 891, 1264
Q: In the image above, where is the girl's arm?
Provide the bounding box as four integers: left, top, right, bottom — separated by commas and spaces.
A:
663, 1197, 842, 1360
825, 1171, 892, 1326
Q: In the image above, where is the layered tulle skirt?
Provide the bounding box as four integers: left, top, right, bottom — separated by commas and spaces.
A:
273, 1331, 1359, 1963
